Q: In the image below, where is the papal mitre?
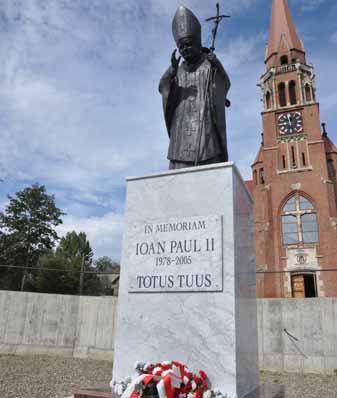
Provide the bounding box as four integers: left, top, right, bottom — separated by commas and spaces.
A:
172, 6, 202, 45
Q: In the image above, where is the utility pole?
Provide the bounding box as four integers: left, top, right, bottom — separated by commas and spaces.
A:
79, 254, 85, 295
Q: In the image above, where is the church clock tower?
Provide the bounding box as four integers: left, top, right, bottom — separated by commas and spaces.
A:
252, 0, 337, 298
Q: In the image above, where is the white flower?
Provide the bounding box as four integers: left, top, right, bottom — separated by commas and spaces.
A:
191, 381, 197, 391
172, 365, 181, 379
183, 376, 190, 384
153, 366, 162, 375
187, 393, 195, 398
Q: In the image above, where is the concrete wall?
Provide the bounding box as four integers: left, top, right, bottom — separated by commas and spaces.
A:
258, 298, 337, 374
1, 292, 337, 374
0, 290, 117, 360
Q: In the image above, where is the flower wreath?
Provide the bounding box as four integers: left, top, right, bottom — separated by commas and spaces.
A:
111, 361, 213, 398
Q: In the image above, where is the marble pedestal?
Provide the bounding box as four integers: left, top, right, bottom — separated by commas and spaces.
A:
112, 163, 259, 398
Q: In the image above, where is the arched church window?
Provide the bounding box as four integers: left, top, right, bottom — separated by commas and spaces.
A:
281, 194, 319, 246
266, 91, 271, 109
289, 81, 297, 105
280, 55, 288, 65
278, 83, 286, 107
305, 84, 312, 102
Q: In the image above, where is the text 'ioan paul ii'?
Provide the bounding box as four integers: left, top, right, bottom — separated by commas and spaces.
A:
128, 216, 224, 293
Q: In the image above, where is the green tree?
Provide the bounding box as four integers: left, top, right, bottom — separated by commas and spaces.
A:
57, 231, 95, 294
0, 234, 19, 290
36, 254, 78, 295
37, 231, 101, 295
0, 184, 64, 291
94, 256, 120, 296
94, 256, 120, 273
56, 231, 93, 264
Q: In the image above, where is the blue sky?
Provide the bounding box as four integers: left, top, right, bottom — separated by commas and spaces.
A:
0, 0, 336, 261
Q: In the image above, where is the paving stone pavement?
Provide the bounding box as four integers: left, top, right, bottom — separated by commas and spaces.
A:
0, 355, 337, 398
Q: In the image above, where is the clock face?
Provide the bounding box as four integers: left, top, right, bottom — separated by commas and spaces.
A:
278, 112, 303, 135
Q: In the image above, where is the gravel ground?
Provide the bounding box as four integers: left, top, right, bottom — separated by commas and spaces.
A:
1, 354, 337, 398
0, 354, 112, 398
260, 371, 337, 398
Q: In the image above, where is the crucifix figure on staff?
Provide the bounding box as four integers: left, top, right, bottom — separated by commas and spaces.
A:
159, 4, 231, 170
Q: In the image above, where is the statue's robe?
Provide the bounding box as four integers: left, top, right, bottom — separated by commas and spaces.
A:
159, 51, 230, 163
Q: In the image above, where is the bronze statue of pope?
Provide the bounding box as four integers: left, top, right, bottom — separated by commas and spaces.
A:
159, 6, 231, 170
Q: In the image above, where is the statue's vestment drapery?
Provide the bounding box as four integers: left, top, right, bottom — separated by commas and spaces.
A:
159, 51, 230, 163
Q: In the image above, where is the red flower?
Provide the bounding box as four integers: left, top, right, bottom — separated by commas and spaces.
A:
137, 361, 209, 398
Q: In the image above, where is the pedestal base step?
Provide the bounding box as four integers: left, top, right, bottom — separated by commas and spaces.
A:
245, 384, 284, 398
72, 383, 284, 398
73, 384, 112, 398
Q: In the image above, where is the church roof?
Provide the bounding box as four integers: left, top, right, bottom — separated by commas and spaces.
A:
245, 180, 255, 197
266, 0, 304, 61
252, 145, 264, 166
323, 134, 337, 154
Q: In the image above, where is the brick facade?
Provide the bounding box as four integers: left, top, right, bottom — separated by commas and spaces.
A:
250, 0, 337, 298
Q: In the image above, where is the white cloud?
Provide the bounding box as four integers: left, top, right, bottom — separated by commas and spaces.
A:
0, 0, 264, 195
0, 1, 265, 258
219, 33, 265, 70
296, 0, 326, 12
0, 0, 336, 260
56, 211, 123, 261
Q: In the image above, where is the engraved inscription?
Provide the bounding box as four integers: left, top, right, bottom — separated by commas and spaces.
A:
128, 216, 223, 293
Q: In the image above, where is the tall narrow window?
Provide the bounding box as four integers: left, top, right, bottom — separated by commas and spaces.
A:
266, 91, 271, 109
278, 83, 286, 107
328, 159, 335, 177
305, 84, 312, 102
253, 170, 258, 185
302, 152, 306, 167
282, 155, 286, 169
259, 168, 265, 185
291, 146, 296, 166
281, 194, 319, 246
289, 81, 297, 105
280, 55, 288, 65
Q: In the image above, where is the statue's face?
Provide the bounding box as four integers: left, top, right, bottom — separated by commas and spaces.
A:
178, 37, 201, 64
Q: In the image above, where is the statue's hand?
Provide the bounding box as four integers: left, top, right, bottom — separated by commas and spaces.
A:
207, 52, 219, 68
171, 49, 181, 74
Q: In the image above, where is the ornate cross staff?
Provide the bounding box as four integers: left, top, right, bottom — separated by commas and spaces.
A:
194, 3, 231, 166
206, 2, 230, 52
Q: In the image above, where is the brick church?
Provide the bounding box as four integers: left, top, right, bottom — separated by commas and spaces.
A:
249, 0, 337, 298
